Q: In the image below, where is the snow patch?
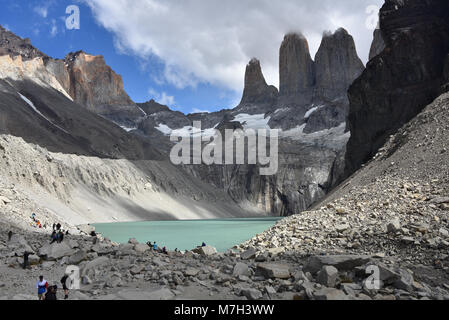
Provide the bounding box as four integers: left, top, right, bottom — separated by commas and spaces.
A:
233, 113, 271, 129
18, 93, 69, 134
304, 105, 324, 119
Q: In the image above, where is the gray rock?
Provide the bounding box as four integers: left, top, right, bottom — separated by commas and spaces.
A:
38, 242, 75, 261
28, 254, 40, 265
241, 288, 263, 300
240, 249, 257, 260
256, 263, 291, 279
314, 288, 348, 301
387, 218, 401, 233
192, 246, 217, 256
185, 268, 200, 277
68, 250, 87, 265
116, 288, 175, 300
317, 266, 339, 288
233, 263, 251, 277
134, 243, 150, 253
393, 269, 414, 292
82, 256, 109, 276
304, 255, 371, 274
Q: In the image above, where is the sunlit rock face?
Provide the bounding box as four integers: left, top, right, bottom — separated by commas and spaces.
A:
46, 51, 145, 127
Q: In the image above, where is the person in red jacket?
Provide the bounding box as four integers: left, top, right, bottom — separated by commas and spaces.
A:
36, 276, 49, 300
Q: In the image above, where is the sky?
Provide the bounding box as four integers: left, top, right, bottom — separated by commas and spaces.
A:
0, 0, 383, 114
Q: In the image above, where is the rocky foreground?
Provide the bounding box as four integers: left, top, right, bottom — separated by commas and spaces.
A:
1, 219, 448, 301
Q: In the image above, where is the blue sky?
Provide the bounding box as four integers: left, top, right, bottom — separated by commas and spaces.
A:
0, 0, 382, 114
0, 0, 239, 113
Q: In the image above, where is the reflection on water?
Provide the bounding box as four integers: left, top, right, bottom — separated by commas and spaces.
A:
93, 217, 281, 252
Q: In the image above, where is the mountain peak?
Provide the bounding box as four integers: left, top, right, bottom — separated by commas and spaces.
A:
239, 58, 278, 106
0, 25, 47, 61
314, 28, 364, 101
279, 31, 315, 105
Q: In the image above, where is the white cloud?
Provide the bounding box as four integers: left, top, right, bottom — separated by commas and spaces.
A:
50, 19, 58, 37
148, 88, 176, 107
84, 0, 383, 93
34, 7, 49, 18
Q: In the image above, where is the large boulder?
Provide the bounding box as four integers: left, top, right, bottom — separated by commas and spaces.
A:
134, 243, 150, 254
317, 266, 339, 288
233, 263, 251, 277
192, 246, 217, 256
256, 263, 291, 279
304, 255, 371, 274
68, 250, 87, 265
38, 242, 75, 261
314, 288, 349, 300
8, 234, 33, 255
81, 256, 110, 276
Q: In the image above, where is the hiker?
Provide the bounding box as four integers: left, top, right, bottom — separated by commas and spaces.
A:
50, 231, 57, 244
23, 251, 31, 269
202, 242, 207, 247
44, 285, 57, 301
8, 231, 13, 242
57, 231, 64, 243
162, 246, 168, 254
61, 273, 70, 300
153, 242, 158, 251
56, 223, 61, 231
36, 276, 49, 300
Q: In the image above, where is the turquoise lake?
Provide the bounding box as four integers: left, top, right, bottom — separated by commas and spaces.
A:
93, 217, 281, 252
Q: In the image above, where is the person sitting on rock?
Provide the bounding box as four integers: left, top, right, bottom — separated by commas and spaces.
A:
57, 231, 64, 243
162, 246, 168, 254
202, 242, 207, 247
153, 242, 158, 251
36, 276, 48, 300
50, 231, 57, 244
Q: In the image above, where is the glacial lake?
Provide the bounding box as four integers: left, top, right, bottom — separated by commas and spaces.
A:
93, 217, 282, 252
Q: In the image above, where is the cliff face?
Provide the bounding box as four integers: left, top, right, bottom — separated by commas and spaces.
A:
369, 29, 386, 61
314, 28, 365, 102
278, 33, 315, 107
345, 0, 449, 176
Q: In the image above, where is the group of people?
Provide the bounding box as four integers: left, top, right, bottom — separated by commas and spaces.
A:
144, 241, 207, 254
50, 223, 67, 244
146, 241, 169, 254
30, 213, 44, 229
36, 274, 70, 301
